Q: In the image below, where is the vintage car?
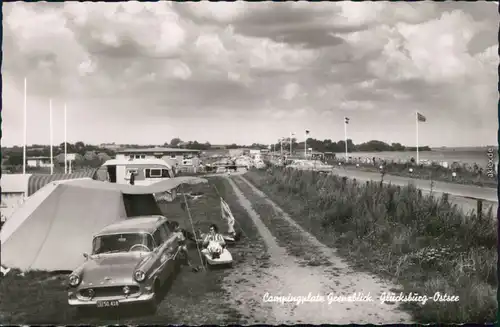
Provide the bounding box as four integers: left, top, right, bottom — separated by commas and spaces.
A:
67, 215, 181, 313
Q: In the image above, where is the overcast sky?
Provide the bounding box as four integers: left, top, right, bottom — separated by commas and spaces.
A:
2, 2, 498, 147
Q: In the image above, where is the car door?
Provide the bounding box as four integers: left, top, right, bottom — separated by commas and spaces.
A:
151, 229, 169, 284
158, 223, 179, 280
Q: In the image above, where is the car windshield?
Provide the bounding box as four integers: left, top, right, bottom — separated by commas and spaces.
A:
92, 233, 155, 255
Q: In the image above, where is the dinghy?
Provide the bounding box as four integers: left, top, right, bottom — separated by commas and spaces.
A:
201, 248, 233, 267
222, 231, 242, 244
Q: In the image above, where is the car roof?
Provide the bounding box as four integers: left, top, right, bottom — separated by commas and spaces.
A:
95, 215, 169, 236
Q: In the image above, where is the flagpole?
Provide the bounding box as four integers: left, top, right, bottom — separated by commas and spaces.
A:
64, 103, 67, 174
344, 119, 348, 162
280, 138, 283, 157
23, 78, 27, 175
416, 111, 419, 165
304, 132, 307, 158
289, 132, 292, 156
50, 99, 53, 175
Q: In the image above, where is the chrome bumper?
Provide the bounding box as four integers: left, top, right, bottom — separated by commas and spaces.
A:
68, 292, 155, 307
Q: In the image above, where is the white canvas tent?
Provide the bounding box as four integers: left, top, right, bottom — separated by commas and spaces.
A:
0, 176, 207, 271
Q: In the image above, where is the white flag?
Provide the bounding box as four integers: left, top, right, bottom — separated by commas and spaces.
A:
221, 197, 235, 234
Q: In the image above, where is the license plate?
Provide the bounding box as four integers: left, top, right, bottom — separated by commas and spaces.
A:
96, 300, 119, 308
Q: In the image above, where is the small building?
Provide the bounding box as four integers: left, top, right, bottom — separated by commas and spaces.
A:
249, 149, 262, 161
115, 147, 201, 168
1, 174, 31, 222
324, 152, 335, 160
307, 151, 325, 160
99, 143, 123, 151
211, 145, 227, 150
1, 170, 101, 223
28, 147, 47, 151
26, 156, 53, 168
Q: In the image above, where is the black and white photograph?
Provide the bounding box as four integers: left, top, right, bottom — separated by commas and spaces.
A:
0, 1, 498, 324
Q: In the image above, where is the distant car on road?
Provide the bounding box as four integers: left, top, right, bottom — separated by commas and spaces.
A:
287, 160, 333, 172
67, 216, 181, 314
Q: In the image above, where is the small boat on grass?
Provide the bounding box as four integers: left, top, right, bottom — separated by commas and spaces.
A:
201, 248, 233, 267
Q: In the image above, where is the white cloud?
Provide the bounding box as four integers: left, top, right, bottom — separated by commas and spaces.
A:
282, 83, 301, 101
367, 10, 487, 83
166, 60, 192, 80
181, 1, 250, 23
475, 45, 498, 72
339, 100, 375, 111
358, 80, 376, 89
194, 31, 228, 59
335, 2, 438, 28
78, 58, 96, 76
241, 36, 320, 72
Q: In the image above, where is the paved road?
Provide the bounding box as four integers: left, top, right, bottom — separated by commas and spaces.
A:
330, 168, 498, 214
209, 167, 497, 215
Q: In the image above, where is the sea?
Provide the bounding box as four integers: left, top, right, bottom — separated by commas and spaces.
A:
335, 147, 498, 167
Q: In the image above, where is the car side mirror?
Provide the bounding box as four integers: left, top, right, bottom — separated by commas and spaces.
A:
83, 252, 89, 260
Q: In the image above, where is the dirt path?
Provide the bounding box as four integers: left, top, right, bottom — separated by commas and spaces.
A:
223, 175, 413, 324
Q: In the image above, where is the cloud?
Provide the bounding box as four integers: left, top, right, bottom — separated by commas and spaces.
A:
2, 2, 497, 147
366, 10, 490, 83
281, 83, 301, 101
176, 1, 250, 24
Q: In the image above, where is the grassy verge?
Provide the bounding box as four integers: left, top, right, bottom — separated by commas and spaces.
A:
231, 176, 332, 268
244, 168, 497, 323
0, 178, 265, 325
336, 162, 497, 188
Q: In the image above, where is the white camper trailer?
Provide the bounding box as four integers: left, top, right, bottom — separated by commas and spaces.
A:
99, 158, 175, 186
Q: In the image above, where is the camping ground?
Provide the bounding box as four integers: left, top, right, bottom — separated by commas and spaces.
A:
0, 170, 495, 323
0, 177, 265, 325
0, 174, 411, 324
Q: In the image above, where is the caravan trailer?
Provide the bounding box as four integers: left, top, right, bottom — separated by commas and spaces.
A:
99, 158, 175, 186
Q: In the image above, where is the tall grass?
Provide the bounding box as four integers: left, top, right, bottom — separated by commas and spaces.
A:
245, 167, 497, 323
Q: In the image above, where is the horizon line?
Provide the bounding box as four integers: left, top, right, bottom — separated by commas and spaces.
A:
2, 142, 497, 149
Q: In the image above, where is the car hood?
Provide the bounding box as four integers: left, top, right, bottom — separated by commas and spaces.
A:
80, 252, 150, 286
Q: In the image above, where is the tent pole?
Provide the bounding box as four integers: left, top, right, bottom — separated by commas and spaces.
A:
181, 185, 206, 271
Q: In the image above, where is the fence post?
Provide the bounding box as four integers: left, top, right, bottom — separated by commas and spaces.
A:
442, 193, 449, 203
477, 199, 483, 220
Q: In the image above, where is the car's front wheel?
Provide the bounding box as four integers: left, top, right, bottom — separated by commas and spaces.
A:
142, 282, 160, 315
75, 306, 91, 317
143, 297, 158, 315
